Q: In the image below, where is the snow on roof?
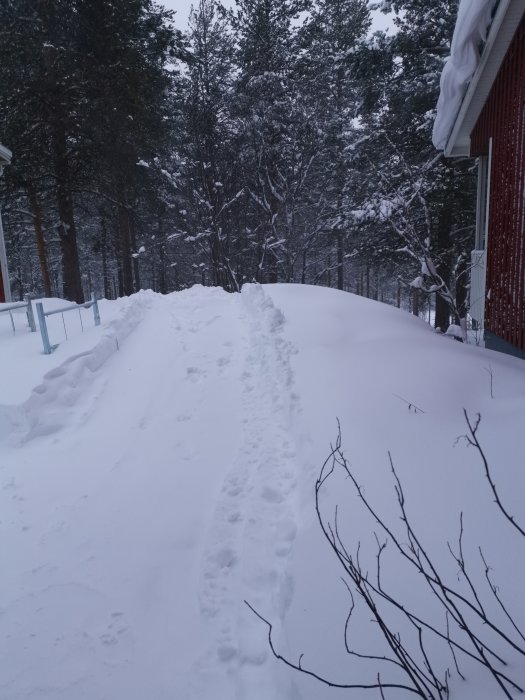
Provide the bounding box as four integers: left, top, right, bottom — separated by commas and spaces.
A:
432, 0, 499, 151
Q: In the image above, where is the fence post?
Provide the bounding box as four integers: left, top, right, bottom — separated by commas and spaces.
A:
25, 294, 36, 332
36, 302, 53, 354
91, 293, 100, 326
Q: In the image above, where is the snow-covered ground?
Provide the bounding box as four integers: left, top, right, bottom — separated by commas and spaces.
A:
1, 284, 524, 699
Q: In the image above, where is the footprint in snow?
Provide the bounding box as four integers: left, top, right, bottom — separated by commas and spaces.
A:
217, 643, 237, 662
214, 547, 237, 570
261, 485, 284, 504
217, 356, 230, 372
186, 366, 206, 382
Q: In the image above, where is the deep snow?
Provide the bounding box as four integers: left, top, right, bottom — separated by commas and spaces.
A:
1, 284, 524, 699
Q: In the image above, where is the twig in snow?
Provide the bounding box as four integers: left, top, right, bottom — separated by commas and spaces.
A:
392, 393, 425, 414
463, 411, 525, 538
244, 600, 423, 695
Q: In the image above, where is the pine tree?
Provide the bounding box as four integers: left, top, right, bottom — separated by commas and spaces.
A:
182, 0, 240, 291
359, 1, 477, 325
298, 0, 371, 290
229, 0, 313, 283
0, 0, 86, 301
0, 0, 185, 300
75, 0, 183, 296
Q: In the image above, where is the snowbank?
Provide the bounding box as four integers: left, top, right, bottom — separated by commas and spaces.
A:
433, 0, 498, 150
0, 291, 155, 443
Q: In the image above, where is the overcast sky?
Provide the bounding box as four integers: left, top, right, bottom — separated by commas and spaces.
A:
162, 0, 396, 33
163, 0, 231, 26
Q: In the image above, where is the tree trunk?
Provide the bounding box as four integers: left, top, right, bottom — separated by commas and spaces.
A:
100, 221, 111, 299
412, 288, 420, 317
455, 255, 468, 324
337, 231, 344, 291
374, 267, 380, 301
27, 182, 52, 297
53, 125, 84, 302
435, 291, 450, 330
117, 205, 134, 296
116, 262, 123, 298
158, 217, 167, 295
435, 187, 454, 330
130, 215, 141, 291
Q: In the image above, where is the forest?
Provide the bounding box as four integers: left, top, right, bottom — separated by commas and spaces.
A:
0, 0, 476, 331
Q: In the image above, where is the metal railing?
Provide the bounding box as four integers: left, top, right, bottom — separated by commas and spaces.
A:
36, 294, 101, 355
0, 294, 36, 334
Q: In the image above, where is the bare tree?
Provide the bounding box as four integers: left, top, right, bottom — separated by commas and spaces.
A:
247, 417, 525, 698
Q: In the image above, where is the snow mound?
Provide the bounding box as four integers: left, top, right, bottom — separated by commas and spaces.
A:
0, 290, 155, 444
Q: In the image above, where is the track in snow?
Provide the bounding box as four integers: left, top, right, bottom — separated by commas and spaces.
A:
193, 285, 302, 700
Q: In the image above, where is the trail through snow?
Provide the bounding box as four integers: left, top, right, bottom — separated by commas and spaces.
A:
0, 285, 302, 700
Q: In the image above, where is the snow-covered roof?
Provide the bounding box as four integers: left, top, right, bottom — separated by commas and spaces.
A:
0, 143, 12, 167
433, 0, 525, 156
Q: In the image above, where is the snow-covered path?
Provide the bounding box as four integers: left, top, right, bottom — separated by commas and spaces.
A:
0, 286, 302, 700
2, 283, 525, 700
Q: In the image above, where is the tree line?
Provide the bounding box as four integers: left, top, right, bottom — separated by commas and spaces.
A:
0, 0, 476, 330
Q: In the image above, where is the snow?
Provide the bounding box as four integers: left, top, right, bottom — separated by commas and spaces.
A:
433, 0, 498, 150
1, 284, 525, 699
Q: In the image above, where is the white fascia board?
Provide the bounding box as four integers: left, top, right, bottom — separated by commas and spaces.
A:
445, 0, 520, 157
0, 143, 12, 166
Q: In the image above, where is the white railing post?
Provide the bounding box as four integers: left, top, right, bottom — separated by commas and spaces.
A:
25, 294, 36, 332
91, 293, 100, 326
36, 302, 53, 354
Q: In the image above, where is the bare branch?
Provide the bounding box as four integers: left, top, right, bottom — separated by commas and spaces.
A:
463, 411, 525, 538
244, 601, 423, 695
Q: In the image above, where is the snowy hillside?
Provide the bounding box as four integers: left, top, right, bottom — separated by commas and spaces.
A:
1, 284, 524, 700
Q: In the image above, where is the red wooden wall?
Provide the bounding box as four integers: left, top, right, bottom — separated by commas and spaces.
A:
471, 11, 525, 352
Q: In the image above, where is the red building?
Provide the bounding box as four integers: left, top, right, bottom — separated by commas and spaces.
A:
438, 1, 525, 357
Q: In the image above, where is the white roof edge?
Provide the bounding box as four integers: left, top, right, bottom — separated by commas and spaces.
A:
0, 143, 12, 165
444, 0, 515, 156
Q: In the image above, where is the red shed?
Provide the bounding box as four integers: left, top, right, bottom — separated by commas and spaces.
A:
435, 0, 525, 357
